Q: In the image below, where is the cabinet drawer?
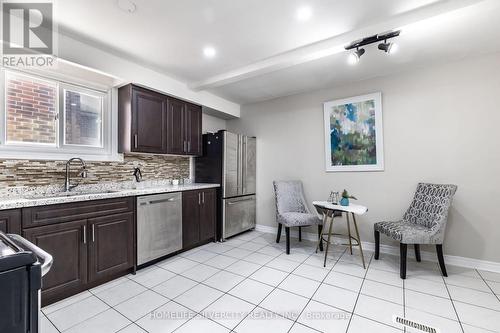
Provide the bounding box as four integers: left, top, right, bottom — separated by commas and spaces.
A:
22, 197, 135, 228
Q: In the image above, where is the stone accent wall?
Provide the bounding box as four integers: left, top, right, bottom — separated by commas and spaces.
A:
0, 154, 190, 189
6, 74, 57, 144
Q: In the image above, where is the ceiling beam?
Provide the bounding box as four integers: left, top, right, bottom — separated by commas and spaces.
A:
189, 0, 487, 91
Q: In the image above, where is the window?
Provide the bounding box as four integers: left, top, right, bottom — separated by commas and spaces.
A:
1, 69, 116, 160
63, 88, 103, 147
5, 73, 57, 145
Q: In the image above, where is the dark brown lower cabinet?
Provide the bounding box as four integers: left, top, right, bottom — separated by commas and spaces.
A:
23, 220, 88, 305
182, 190, 200, 248
0, 209, 21, 234
11, 190, 217, 306
199, 190, 216, 241
182, 189, 216, 249
88, 212, 134, 283
21, 197, 135, 306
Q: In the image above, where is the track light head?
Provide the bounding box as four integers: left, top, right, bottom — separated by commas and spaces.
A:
347, 48, 365, 65
378, 42, 398, 54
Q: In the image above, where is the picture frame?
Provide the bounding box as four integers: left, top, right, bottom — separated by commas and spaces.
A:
323, 92, 384, 172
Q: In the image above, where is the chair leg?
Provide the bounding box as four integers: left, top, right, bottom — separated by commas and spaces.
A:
285, 227, 290, 255
318, 225, 324, 252
299, 227, 302, 242
400, 243, 407, 279
414, 244, 421, 262
374, 230, 380, 260
436, 244, 448, 277
276, 224, 282, 243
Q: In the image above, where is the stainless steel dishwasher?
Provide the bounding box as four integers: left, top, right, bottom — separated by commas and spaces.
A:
137, 192, 182, 265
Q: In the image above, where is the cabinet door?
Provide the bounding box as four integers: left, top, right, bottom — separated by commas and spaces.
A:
132, 87, 167, 153
88, 212, 134, 283
182, 190, 200, 249
23, 220, 87, 305
166, 98, 186, 154
199, 190, 216, 242
0, 209, 21, 234
184, 103, 202, 155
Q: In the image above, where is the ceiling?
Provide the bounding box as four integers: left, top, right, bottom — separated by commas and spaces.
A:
56, 0, 500, 105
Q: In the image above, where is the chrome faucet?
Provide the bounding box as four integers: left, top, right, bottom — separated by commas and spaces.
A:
65, 157, 88, 192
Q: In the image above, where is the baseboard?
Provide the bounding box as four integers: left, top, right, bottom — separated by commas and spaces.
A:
254, 224, 500, 273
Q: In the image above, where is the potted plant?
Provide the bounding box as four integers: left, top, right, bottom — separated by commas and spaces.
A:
340, 189, 357, 206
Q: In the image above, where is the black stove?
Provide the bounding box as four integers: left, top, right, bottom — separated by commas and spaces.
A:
0, 232, 53, 333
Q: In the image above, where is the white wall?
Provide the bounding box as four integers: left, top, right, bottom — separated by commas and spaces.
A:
227, 53, 500, 263
202, 114, 227, 133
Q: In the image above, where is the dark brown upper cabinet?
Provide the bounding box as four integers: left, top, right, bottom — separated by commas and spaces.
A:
166, 98, 186, 155
132, 87, 167, 153
119, 84, 202, 156
184, 103, 202, 155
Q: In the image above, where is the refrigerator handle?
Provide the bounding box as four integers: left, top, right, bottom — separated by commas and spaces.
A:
242, 136, 247, 194
238, 135, 243, 195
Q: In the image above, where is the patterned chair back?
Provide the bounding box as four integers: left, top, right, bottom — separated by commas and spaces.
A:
403, 183, 458, 231
273, 181, 309, 215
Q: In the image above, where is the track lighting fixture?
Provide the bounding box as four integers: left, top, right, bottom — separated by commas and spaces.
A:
345, 30, 401, 63
378, 41, 398, 54
347, 48, 365, 65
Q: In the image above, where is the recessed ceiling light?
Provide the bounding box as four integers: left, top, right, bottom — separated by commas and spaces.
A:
203, 46, 217, 58
296, 6, 312, 22
117, 0, 136, 13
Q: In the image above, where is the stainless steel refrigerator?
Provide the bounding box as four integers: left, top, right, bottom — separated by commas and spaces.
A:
195, 130, 256, 240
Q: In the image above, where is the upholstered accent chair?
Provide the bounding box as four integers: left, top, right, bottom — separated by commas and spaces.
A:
273, 180, 323, 254
374, 183, 458, 279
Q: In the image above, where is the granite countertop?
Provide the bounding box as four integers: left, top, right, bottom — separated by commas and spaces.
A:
0, 182, 220, 210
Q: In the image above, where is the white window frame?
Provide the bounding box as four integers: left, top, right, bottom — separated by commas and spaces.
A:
0, 68, 121, 161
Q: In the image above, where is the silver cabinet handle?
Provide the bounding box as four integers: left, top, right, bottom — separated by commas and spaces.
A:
202, 192, 205, 204
134, 134, 138, 148
187, 141, 191, 152
83, 225, 87, 244
198, 193, 201, 205
92, 225, 95, 242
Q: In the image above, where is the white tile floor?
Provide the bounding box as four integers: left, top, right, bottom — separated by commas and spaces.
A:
41, 230, 500, 333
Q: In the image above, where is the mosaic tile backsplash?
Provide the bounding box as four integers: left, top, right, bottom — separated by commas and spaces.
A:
0, 154, 190, 189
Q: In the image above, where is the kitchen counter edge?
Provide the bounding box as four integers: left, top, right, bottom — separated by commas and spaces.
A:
0, 183, 220, 210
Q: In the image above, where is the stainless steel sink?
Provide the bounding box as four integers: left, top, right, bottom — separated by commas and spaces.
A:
24, 190, 121, 200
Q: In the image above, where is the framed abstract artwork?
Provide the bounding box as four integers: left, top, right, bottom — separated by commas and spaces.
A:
323, 92, 384, 172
